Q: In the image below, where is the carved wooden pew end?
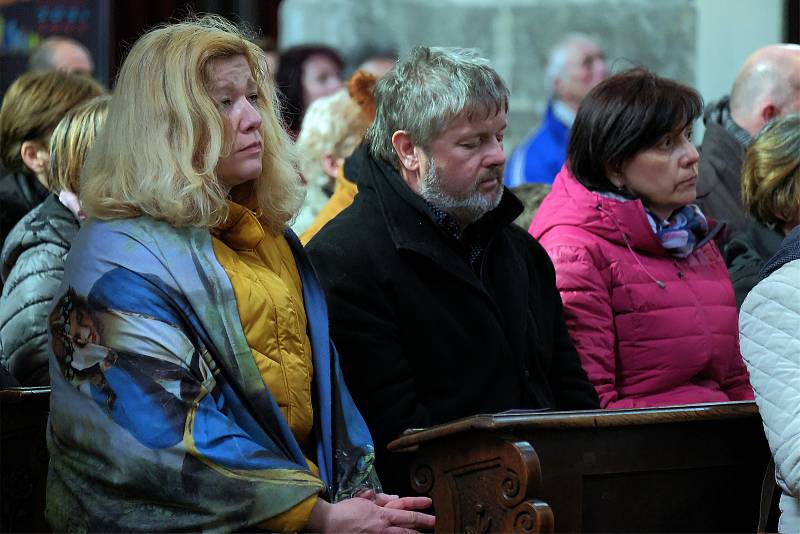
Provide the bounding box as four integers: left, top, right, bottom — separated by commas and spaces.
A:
392, 402, 769, 533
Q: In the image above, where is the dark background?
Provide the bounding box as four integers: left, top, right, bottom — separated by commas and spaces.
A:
0, 0, 283, 93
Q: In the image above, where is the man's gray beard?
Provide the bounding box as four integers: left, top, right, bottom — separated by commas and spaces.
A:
419, 157, 503, 227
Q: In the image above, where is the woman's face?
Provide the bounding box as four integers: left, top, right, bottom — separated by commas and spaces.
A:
616, 125, 700, 220
209, 55, 264, 190
302, 54, 342, 108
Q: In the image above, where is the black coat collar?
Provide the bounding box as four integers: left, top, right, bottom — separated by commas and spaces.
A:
349, 145, 523, 257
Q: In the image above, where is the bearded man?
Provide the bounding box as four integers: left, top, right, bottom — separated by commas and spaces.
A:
306, 46, 599, 495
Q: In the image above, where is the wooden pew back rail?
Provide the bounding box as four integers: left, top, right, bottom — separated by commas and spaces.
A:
390, 401, 770, 533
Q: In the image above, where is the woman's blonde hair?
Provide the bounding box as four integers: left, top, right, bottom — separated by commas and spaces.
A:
0, 70, 104, 176
741, 114, 800, 226
81, 15, 302, 232
48, 96, 110, 194
296, 87, 372, 191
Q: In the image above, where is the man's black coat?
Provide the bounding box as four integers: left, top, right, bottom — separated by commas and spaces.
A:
306, 147, 599, 494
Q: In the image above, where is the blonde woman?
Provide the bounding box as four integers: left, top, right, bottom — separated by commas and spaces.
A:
726, 114, 800, 307
0, 96, 109, 386
46, 16, 433, 533
292, 83, 372, 235
0, 70, 104, 247
739, 114, 800, 532
297, 70, 378, 243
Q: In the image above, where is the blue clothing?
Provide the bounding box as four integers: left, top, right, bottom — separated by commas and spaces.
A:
505, 101, 570, 187
45, 216, 380, 532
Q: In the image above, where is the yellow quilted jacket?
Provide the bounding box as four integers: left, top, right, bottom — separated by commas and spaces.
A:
300, 165, 358, 245
212, 201, 318, 531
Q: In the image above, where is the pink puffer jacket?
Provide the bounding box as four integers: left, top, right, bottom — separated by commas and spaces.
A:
529, 166, 753, 408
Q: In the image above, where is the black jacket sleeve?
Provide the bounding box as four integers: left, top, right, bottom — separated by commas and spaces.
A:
306, 236, 431, 493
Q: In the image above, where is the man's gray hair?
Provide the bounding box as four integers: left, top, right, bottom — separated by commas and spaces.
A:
544, 33, 600, 92
366, 46, 509, 166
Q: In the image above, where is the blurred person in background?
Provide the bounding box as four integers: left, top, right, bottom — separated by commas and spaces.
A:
300, 70, 378, 243
727, 115, 800, 308
44, 16, 433, 532
0, 70, 104, 250
698, 44, 800, 246
505, 33, 607, 187
0, 96, 109, 386
29, 36, 94, 76
293, 71, 376, 237
510, 183, 551, 230
349, 46, 398, 78
276, 44, 343, 137
530, 68, 753, 409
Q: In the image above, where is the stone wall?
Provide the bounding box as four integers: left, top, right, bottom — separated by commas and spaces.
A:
279, 0, 696, 151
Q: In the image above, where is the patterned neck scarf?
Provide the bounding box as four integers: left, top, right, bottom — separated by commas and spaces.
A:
646, 204, 709, 258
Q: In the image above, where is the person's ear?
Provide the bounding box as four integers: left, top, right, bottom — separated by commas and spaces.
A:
762, 103, 778, 124
606, 167, 625, 190
322, 154, 341, 179
20, 140, 48, 175
391, 131, 420, 173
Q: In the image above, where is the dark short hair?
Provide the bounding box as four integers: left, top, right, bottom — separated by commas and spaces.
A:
275, 44, 343, 134
568, 68, 702, 191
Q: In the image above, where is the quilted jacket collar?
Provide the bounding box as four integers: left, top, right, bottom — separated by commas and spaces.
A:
759, 224, 800, 281
212, 200, 264, 250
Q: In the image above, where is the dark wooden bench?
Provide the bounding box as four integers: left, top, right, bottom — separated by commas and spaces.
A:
1, 386, 51, 533
388, 401, 770, 533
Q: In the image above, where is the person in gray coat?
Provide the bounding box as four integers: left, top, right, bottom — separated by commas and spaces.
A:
0, 97, 109, 385
698, 44, 800, 246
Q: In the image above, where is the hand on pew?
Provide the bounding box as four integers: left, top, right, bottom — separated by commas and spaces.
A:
306, 491, 435, 533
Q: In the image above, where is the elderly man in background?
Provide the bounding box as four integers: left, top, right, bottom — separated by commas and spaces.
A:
29, 36, 94, 75
505, 33, 607, 187
306, 46, 599, 495
699, 44, 800, 245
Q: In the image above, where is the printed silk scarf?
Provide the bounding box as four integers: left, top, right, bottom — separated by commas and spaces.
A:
646, 204, 709, 258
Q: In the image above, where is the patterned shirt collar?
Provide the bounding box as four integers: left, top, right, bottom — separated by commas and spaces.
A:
424, 200, 485, 266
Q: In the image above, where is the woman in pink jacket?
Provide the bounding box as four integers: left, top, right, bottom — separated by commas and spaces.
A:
529, 69, 753, 409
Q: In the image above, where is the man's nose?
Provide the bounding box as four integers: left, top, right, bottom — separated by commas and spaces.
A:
486, 137, 506, 167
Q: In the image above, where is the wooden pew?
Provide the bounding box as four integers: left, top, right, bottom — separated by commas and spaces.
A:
0, 386, 51, 533
388, 401, 770, 533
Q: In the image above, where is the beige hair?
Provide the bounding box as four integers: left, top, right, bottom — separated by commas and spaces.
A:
296, 88, 371, 190
80, 15, 302, 232
0, 70, 104, 176
741, 114, 800, 226
47, 96, 110, 194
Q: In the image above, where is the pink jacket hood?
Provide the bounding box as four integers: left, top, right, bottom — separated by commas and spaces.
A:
532, 165, 681, 256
